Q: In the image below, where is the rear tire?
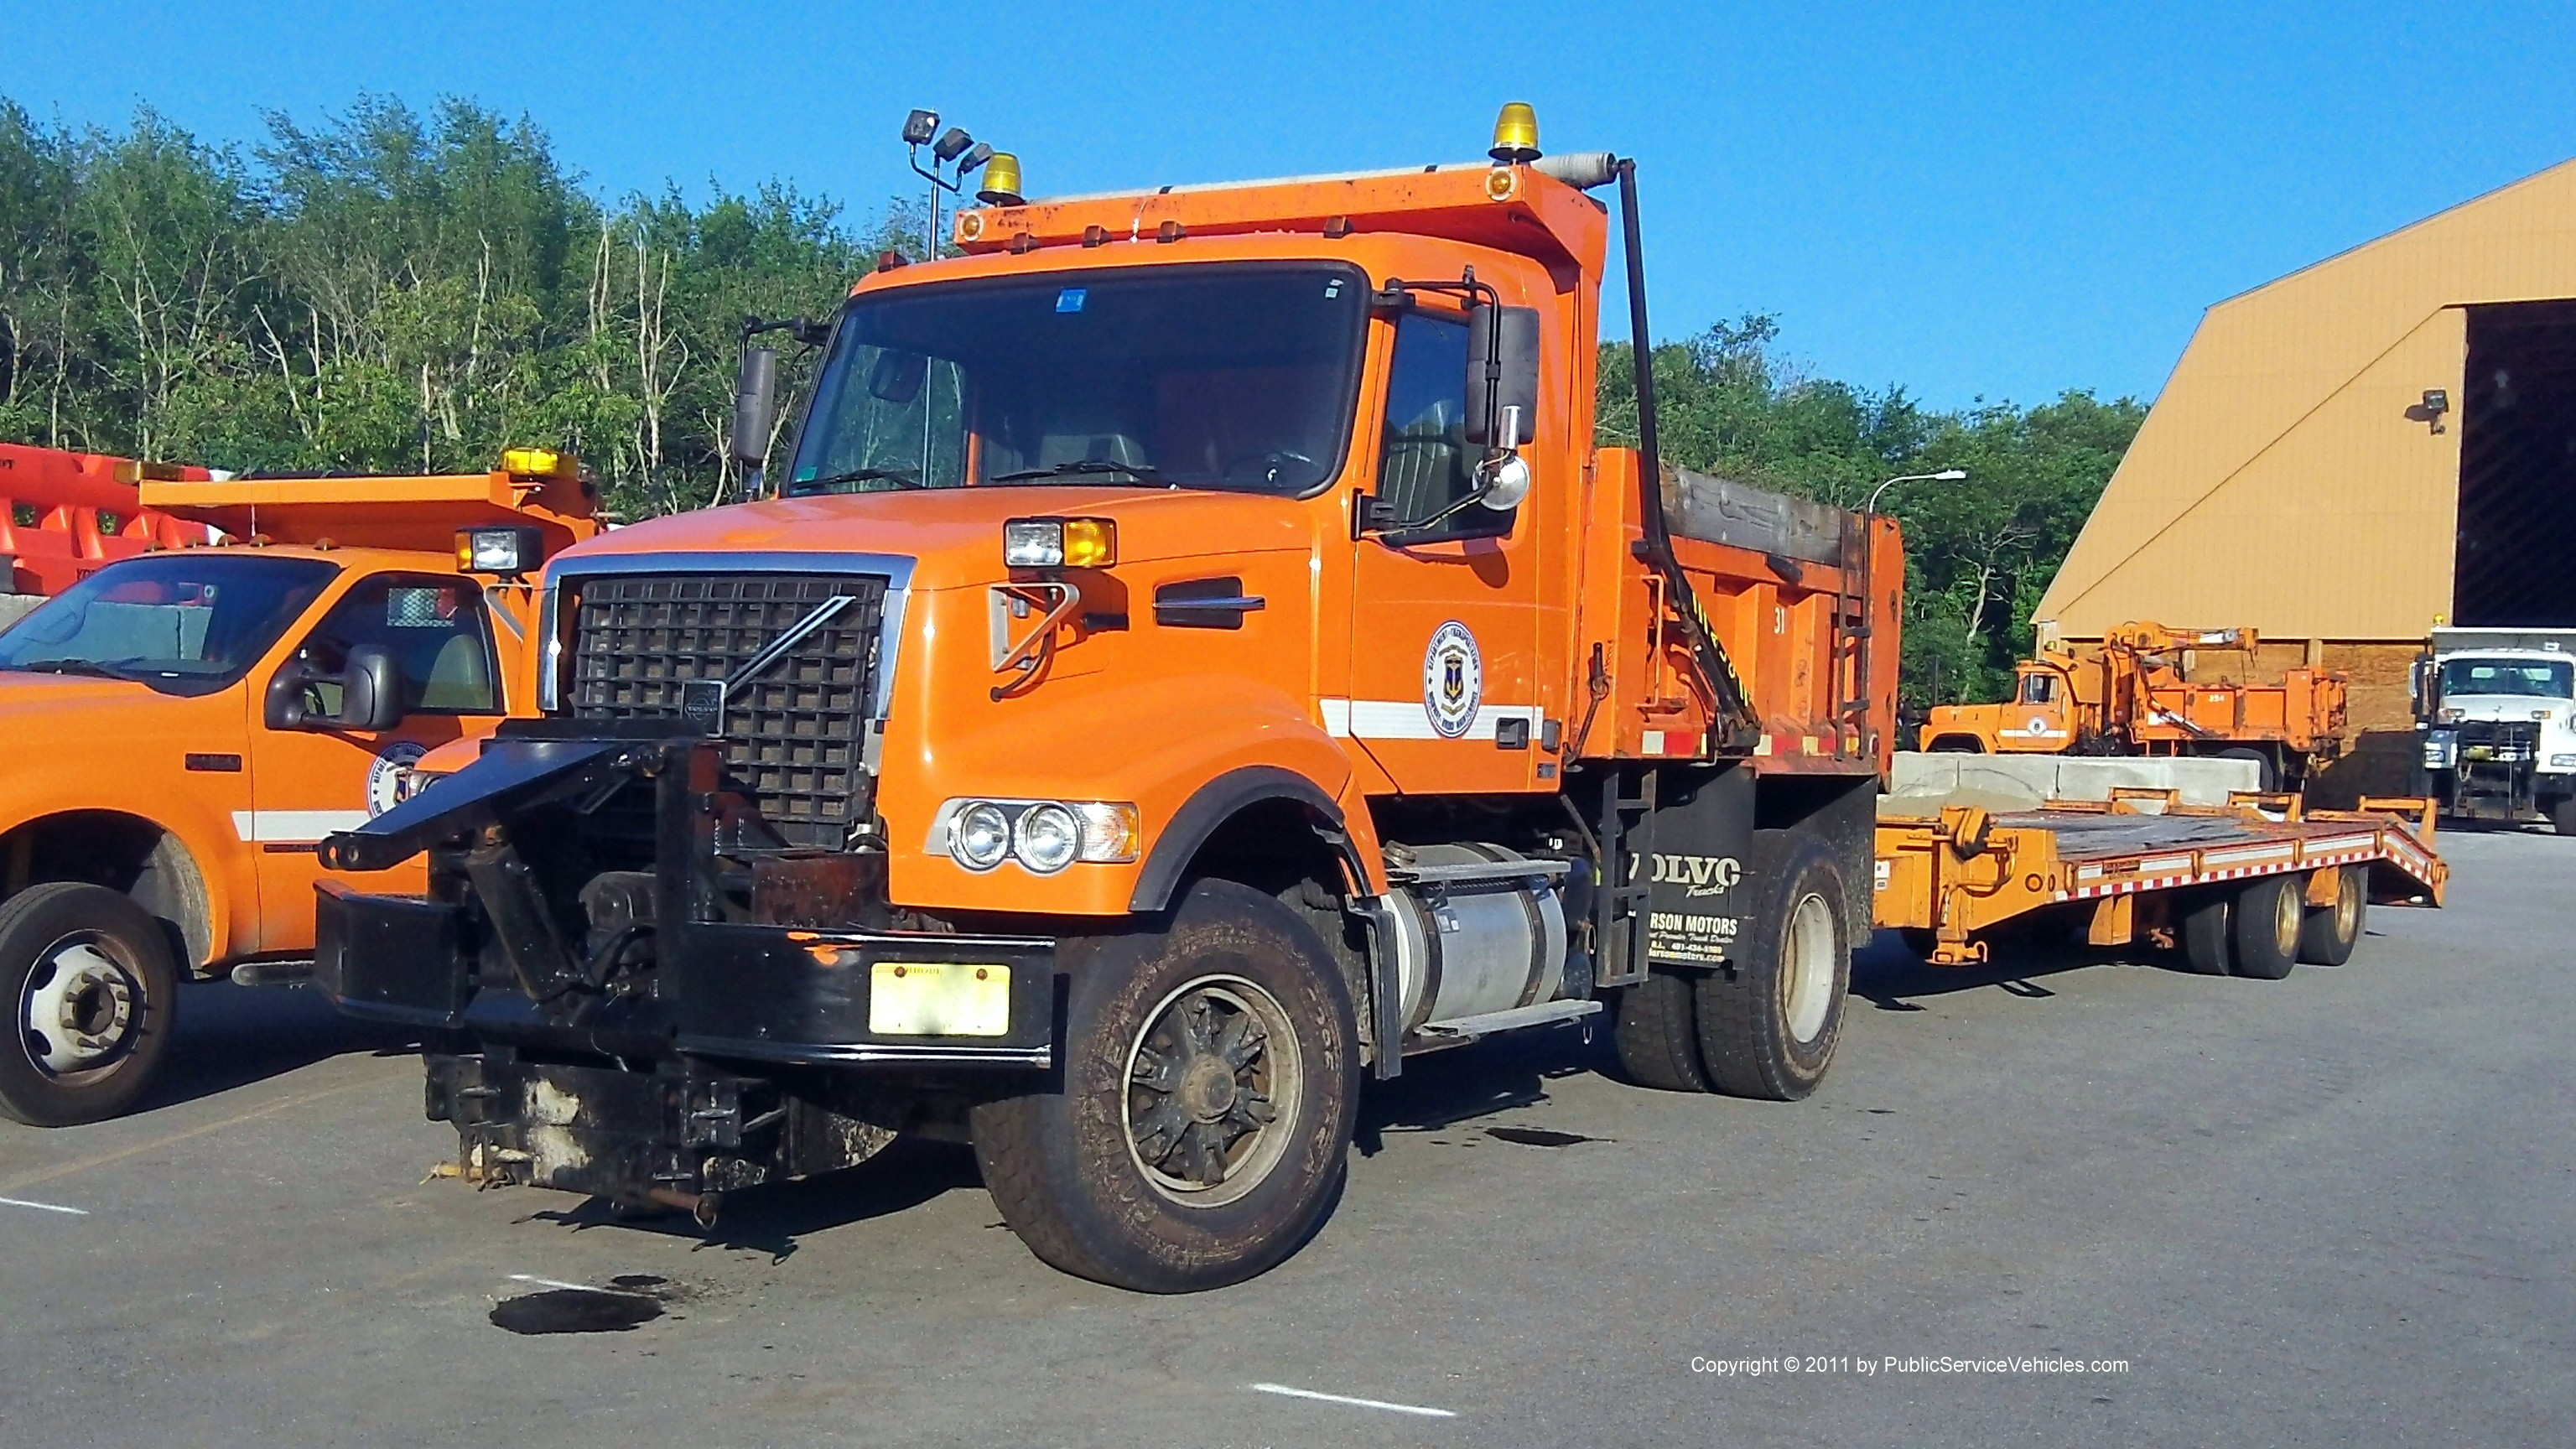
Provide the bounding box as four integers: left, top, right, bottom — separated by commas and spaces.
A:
2178, 891, 2233, 975
2297, 865, 2365, 966
1608, 969, 1711, 1092
1694, 829, 1850, 1101
969, 880, 1357, 1293
2229, 875, 2303, 980
0, 882, 182, 1127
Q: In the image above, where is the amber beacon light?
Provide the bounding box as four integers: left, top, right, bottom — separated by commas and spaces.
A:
1489, 102, 1541, 163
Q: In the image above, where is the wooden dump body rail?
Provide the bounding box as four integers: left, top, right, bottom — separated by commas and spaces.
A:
1876, 792, 2446, 965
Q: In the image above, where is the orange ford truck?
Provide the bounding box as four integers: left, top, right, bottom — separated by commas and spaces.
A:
310, 108, 1903, 1291
1920, 622, 2349, 792
0, 454, 595, 1125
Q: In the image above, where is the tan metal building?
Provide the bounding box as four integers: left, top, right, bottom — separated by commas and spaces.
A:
2033, 157, 2576, 791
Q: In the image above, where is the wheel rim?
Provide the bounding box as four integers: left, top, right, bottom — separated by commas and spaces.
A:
1123, 975, 1304, 1208
18, 932, 144, 1081
2333, 870, 2361, 939
2271, 881, 2303, 956
1780, 891, 1838, 1043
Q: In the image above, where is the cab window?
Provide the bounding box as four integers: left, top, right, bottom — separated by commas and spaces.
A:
1374, 311, 1478, 538
2020, 673, 2057, 705
294, 576, 497, 717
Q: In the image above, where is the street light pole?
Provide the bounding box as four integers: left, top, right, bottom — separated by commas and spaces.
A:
1867, 468, 1966, 517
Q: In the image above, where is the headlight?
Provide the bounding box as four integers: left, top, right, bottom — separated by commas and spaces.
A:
1014, 803, 1082, 874
952, 802, 1013, 870
935, 798, 1141, 873
2551, 755, 2576, 770
1002, 517, 1115, 569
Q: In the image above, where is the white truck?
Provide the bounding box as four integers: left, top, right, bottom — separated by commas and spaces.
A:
2414, 627, 2576, 831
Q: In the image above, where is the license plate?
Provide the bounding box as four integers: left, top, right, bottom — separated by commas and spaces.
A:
870, 962, 1010, 1037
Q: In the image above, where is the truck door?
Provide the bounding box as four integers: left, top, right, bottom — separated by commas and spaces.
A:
2000, 667, 2074, 752
1340, 307, 1543, 792
246, 573, 504, 953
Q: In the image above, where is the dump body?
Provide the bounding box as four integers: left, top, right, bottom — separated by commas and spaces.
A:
1875, 792, 2444, 966
1922, 621, 2349, 787
0, 457, 598, 1126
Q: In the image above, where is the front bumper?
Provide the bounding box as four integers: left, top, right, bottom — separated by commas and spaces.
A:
314, 882, 1060, 1067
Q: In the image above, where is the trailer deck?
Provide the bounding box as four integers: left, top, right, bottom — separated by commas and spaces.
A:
1875, 790, 2446, 966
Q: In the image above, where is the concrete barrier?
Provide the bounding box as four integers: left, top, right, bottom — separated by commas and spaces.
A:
0, 594, 44, 631
1887, 752, 2262, 809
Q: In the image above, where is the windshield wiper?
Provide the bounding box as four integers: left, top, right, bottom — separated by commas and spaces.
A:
789, 466, 924, 494
989, 460, 1184, 488
7, 657, 151, 681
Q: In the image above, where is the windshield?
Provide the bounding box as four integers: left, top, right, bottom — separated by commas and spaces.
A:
785, 264, 1368, 497
0, 553, 338, 696
2439, 657, 2574, 699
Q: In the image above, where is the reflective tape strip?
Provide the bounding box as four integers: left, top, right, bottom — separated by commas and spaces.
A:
2050, 846, 2390, 902
1317, 699, 1541, 742
231, 810, 371, 844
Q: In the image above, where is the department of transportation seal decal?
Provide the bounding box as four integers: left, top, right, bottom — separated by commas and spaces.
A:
1421, 621, 1483, 740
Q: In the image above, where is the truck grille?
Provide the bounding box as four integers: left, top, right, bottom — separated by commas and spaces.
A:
2454, 719, 2538, 762
568, 574, 888, 849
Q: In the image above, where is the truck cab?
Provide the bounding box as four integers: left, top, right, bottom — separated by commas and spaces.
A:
1922, 657, 2078, 753
2416, 631, 2576, 831
0, 454, 595, 1125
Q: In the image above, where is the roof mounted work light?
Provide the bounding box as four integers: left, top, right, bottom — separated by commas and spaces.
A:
901, 109, 939, 146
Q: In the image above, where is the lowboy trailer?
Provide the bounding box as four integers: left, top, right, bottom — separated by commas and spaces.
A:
1876, 791, 2445, 976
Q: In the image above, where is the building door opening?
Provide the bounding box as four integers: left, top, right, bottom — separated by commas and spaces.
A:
2454, 300, 2576, 626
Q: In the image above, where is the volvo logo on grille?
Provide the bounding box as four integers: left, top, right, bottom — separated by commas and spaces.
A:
680, 678, 727, 733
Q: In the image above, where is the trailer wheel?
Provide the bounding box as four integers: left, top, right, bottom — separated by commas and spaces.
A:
2229, 875, 2303, 980
2297, 865, 2365, 966
0, 882, 181, 1127
1694, 830, 1850, 1101
1607, 970, 1711, 1092
2178, 891, 2233, 975
969, 879, 1357, 1293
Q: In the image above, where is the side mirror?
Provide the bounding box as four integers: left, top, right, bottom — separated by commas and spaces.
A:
1463, 304, 1540, 446
339, 645, 406, 732
2411, 654, 2433, 719
730, 346, 779, 466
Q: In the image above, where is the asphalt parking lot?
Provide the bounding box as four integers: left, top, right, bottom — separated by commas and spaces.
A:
3, 828, 2570, 1448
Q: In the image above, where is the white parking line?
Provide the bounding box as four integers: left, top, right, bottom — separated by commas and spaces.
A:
1250, 1382, 1457, 1419
0, 1195, 88, 1216
506, 1274, 597, 1292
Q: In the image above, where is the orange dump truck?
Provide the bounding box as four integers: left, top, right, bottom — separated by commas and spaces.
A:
0, 454, 595, 1125
310, 108, 1905, 1291
1920, 622, 2349, 791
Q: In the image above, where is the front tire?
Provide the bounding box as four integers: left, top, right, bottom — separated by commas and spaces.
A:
1694, 828, 1850, 1100
2550, 797, 2576, 837
970, 880, 1357, 1293
0, 882, 182, 1127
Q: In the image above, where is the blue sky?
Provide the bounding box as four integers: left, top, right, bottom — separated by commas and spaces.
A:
6, 0, 2572, 409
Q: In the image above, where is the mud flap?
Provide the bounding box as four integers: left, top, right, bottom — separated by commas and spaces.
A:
1641, 764, 1755, 968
